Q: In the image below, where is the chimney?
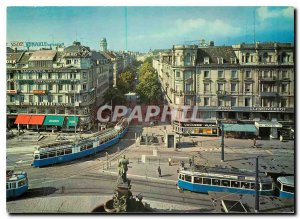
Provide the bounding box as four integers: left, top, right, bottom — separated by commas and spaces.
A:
209, 41, 214, 47
14, 47, 17, 52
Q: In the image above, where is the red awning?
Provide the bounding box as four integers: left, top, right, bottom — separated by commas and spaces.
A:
14, 115, 31, 125
28, 115, 45, 125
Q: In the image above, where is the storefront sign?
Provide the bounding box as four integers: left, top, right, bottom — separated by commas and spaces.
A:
7, 90, 17, 94
250, 107, 286, 112
32, 90, 46, 94
9, 41, 64, 48
181, 123, 217, 127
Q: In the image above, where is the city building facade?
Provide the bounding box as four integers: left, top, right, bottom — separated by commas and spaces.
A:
153, 42, 294, 139
7, 41, 111, 131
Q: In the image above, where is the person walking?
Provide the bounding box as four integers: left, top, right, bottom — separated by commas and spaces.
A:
168, 157, 172, 166
158, 166, 161, 177
189, 158, 192, 167
253, 137, 257, 147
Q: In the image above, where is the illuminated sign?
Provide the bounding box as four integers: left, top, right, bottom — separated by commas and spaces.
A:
7, 90, 17, 94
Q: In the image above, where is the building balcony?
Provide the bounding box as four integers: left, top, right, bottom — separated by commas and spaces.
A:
259, 92, 278, 97
259, 76, 277, 82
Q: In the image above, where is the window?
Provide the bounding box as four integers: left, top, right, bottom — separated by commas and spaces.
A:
231, 181, 240, 188
83, 72, 87, 78
185, 53, 191, 65
48, 73, 52, 79
185, 175, 191, 182
217, 57, 223, 64
241, 182, 250, 189
245, 70, 251, 78
204, 57, 209, 64
245, 97, 251, 107
204, 71, 209, 78
185, 83, 192, 92
204, 83, 210, 92
73, 73, 77, 79
19, 73, 23, 79
38, 96, 43, 103
185, 71, 192, 79
203, 178, 211, 185
74, 59, 78, 64
29, 95, 33, 103
66, 59, 71, 64
71, 84, 75, 90
281, 99, 287, 107
245, 83, 251, 92
231, 97, 237, 107
28, 73, 33, 79
38, 73, 42, 79
218, 83, 224, 91
83, 95, 87, 102
176, 71, 180, 78
261, 183, 273, 190
245, 53, 250, 63
83, 84, 87, 91
230, 57, 237, 64
218, 99, 224, 107
58, 73, 62, 79
58, 96, 63, 103
231, 70, 237, 78
218, 71, 224, 78
231, 83, 237, 92
48, 95, 53, 103
58, 85, 63, 91
242, 112, 250, 119
263, 71, 270, 78
212, 179, 220, 186
194, 177, 202, 184
282, 84, 288, 93
48, 84, 53, 91
221, 180, 230, 187
282, 71, 288, 79
19, 95, 24, 102
282, 185, 294, 193
204, 97, 210, 106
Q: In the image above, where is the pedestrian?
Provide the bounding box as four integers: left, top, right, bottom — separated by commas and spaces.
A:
180, 160, 185, 168
158, 166, 161, 177
189, 158, 192, 167
168, 157, 172, 166
253, 137, 256, 147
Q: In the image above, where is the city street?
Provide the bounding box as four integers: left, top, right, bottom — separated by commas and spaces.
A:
6, 124, 295, 213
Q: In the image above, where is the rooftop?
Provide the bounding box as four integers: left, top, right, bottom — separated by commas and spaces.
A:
29, 50, 57, 61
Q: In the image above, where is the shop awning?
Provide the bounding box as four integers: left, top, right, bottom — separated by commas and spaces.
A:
14, 115, 31, 125
255, 121, 282, 128
28, 115, 45, 125
67, 116, 79, 127
43, 115, 65, 126
223, 124, 257, 133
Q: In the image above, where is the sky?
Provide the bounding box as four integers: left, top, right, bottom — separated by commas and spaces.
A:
6, 6, 295, 53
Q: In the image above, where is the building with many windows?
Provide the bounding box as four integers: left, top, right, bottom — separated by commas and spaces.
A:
153, 41, 294, 139
6, 41, 111, 131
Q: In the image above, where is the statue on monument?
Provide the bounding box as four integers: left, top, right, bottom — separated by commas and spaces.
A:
118, 155, 129, 183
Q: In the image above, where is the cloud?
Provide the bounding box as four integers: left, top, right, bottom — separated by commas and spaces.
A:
130, 17, 242, 41
256, 7, 294, 21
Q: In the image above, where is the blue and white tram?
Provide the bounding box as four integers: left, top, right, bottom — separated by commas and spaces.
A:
32, 118, 129, 167
177, 166, 274, 196
277, 176, 294, 199
6, 170, 28, 199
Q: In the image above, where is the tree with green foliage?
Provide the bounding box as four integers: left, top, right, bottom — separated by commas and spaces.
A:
117, 71, 134, 94
102, 87, 126, 105
136, 70, 161, 104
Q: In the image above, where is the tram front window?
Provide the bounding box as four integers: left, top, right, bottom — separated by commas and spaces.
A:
282, 185, 294, 193
18, 180, 26, 187
34, 154, 40, 159
261, 183, 273, 190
